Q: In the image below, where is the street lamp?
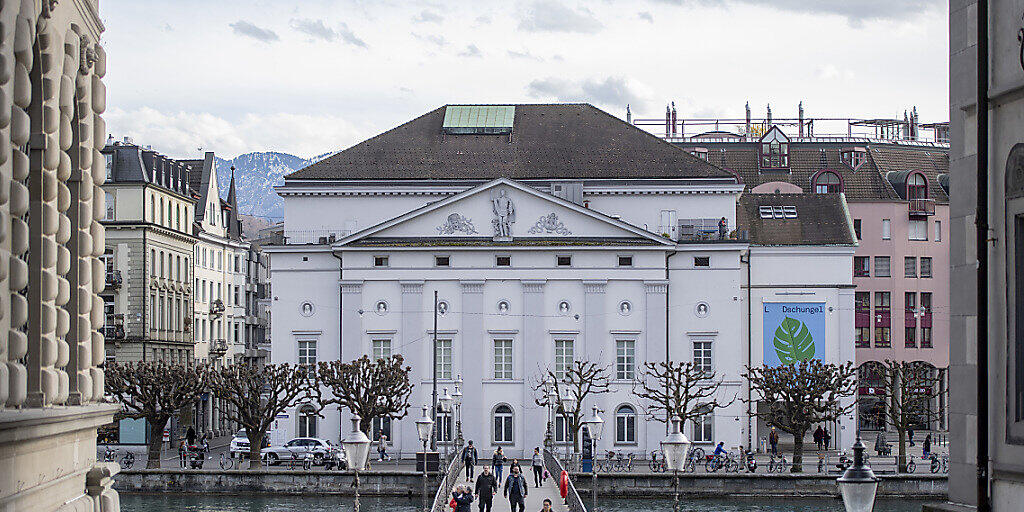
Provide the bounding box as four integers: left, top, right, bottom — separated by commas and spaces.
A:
439, 387, 453, 463
545, 385, 559, 449
581, 406, 604, 512
415, 406, 434, 512
836, 436, 879, 512
342, 415, 371, 512
560, 394, 576, 463
453, 378, 464, 450
661, 416, 691, 512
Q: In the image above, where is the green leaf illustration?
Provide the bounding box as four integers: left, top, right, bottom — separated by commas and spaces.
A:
773, 316, 815, 364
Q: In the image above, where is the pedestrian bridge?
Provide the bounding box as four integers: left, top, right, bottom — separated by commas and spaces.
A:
431, 450, 587, 512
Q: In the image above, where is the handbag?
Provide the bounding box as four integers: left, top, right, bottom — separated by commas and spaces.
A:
449, 498, 457, 510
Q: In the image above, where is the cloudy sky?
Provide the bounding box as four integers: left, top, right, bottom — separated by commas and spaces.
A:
100, 0, 948, 159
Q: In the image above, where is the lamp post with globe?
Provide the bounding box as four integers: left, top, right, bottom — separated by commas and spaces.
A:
342, 415, 371, 512
453, 378, 464, 451
661, 416, 692, 512
544, 384, 558, 450
581, 406, 604, 512
415, 406, 434, 512
439, 387, 454, 465
837, 436, 879, 512
559, 394, 576, 465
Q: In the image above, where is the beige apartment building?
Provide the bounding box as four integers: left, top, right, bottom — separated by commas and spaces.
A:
0, 0, 122, 510
101, 140, 197, 363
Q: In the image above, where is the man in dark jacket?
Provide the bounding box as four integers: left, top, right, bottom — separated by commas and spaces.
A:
463, 440, 479, 481
452, 485, 474, 512
475, 466, 498, 512
503, 465, 528, 512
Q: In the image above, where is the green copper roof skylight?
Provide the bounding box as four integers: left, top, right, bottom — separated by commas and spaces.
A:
442, 105, 515, 134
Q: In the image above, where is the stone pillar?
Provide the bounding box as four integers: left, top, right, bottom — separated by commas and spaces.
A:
339, 280, 363, 363
521, 280, 546, 452
643, 280, 668, 450
583, 280, 606, 452
85, 463, 121, 512
399, 280, 422, 454
459, 280, 484, 447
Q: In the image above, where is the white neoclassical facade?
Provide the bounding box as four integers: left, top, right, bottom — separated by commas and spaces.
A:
268, 104, 857, 457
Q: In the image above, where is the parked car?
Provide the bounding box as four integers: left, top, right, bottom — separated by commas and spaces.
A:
229, 429, 270, 458
260, 437, 342, 466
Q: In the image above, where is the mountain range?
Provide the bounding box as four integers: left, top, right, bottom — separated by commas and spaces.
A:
212, 150, 336, 221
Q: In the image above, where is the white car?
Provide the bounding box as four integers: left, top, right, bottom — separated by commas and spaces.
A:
229, 429, 270, 457
260, 437, 341, 466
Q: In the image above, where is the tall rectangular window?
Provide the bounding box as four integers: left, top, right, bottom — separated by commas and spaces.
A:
372, 339, 391, 361
874, 257, 891, 277
692, 406, 714, 443
920, 257, 933, 278
435, 339, 452, 379
882, 219, 891, 240
904, 257, 917, 278
693, 340, 713, 373
905, 292, 917, 348
909, 219, 928, 241
298, 340, 317, 367
854, 256, 870, 277
853, 219, 862, 240
555, 415, 573, 444
935, 220, 942, 242
875, 291, 891, 347
493, 339, 513, 379
554, 340, 574, 379
615, 340, 635, 380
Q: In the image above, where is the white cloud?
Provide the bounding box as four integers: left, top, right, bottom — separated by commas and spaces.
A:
459, 44, 483, 58
518, 0, 603, 33
229, 20, 279, 42
527, 76, 648, 111
104, 107, 366, 160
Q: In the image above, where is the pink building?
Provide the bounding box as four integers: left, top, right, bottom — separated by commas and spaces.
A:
662, 107, 950, 432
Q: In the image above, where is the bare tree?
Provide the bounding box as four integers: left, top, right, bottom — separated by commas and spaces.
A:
868, 360, 943, 471
318, 355, 414, 434
105, 361, 208, 468
209, 362, 322, 468
744, 359, 856, 472
633, 361, 735, 428
533, 360, 611, 453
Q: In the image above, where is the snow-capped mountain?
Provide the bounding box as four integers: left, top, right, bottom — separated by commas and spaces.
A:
213, 151, 336, 220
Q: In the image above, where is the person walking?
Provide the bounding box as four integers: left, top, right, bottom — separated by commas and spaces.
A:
531, 447, 544, 488
540, 498, 554, 512
452, 485, 474, 512
813, 426, 823, 450
908, 427, 916, 447
823, 429, 832, 450
503, 466, 528, 512
475, 466, 498, 512
923, 434, 932, 457
509, 458, 522, 476
492, 448, 506, 484
769, 427, 779, 456
186, 425, 197, 447
463, 440, 479, 481
377, 433, 389, 461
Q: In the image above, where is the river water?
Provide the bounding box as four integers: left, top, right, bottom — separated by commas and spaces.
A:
120, 494, 929, 511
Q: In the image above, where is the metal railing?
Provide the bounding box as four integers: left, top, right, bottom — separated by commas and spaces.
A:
431, 451, 464, 512
283, 229, 349, 245
908, 198, 936, 216
544, 449, 587, 512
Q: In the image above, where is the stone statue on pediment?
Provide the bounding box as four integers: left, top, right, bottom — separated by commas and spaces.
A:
491, 189, 515, 239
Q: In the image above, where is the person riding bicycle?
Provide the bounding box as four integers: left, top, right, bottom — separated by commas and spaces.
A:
713, 442, 727, 457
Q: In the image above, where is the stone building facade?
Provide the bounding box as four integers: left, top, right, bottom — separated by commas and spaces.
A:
0, 0, 120, 511
100, 140, 197, 363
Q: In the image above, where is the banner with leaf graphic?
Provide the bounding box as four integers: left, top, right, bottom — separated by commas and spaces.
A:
763, 302, 825, 366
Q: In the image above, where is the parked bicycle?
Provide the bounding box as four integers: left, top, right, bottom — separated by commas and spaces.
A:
119, 451, 135, 470
219, 452, 235, 470
929, 454, 948, 474
705, 452, 739, 473
767, 452, 788, 473
649, 450, 667, 473
682, 447, 704, 473
101, 446, 116, 463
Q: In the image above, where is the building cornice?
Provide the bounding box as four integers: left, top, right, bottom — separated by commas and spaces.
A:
460, 280, 485, 294
521, 280, 546, 293
400, 281, 424, 295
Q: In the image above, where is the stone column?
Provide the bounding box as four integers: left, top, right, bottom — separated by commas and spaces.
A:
521, 280, 546, 452
643, 280, 668, 450
339, 280, 363, 363
583, 280, 606, 452
459, 280, 484, 447
399, 280, 423, 455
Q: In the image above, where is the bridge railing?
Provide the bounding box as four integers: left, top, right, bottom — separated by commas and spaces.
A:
544, 449, 587, 512
431, 452, 465, 512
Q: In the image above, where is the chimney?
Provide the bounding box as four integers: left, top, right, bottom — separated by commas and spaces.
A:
665, 104, 671, 137
903, 110, 910, 139
766, 104, 772, 125
626, 104, 631, 124
798, 101, 805, 138
745, 101, 751, 139
671, 101, 677, 137
911, 106, 919, 139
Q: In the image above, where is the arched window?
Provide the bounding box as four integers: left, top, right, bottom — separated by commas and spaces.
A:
298, 405, 318, 437
907, 173, 927, 199
813, 171, 842, 194
104, 192, 115, 220
615, 405, 636, 444
159, 197, 165, 225
494, 404, 514, 444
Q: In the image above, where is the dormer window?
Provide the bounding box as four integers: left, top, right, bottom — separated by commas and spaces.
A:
758, 127, 789, 170
907, 172, 927, 199
841, 147, 867, 170
689, 148, 709, 161
813, 170, 842, 194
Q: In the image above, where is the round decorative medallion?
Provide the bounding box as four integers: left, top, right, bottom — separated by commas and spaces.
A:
497, 300, 511, 315
618, 301, 632, 316
695, 302, 710, 318
374, 300, 389, 315
300, 302, 315, 317
437, 301, 450, 316
557, 300, 571, 315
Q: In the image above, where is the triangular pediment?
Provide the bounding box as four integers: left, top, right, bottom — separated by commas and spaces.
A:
334, 178, 673, 247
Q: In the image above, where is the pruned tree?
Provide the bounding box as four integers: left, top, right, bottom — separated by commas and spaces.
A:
744, 359, 856, 472
870, 360, 943, 472
533, 360, 611, 453
633, 361, 735, 428
209, 362, 322, 468
105, 361, 208, 468
318, 355, 414, 435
